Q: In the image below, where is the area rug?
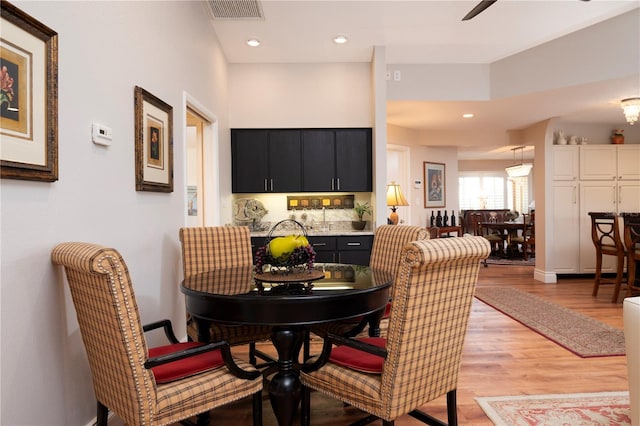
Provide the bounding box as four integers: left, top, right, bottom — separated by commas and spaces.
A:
485, 255, 535, 266
474, 287, 625, 357
476, 391, 631, 426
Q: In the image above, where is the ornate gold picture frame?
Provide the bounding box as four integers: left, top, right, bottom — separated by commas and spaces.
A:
134, 86, 173, 192
0, 1, 58, 182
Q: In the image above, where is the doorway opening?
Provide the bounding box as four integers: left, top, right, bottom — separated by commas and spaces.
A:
386, 144, 411, 225
185, 98, 218, 226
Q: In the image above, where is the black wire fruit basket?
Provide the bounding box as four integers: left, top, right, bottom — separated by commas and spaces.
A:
254, 219, 316, 274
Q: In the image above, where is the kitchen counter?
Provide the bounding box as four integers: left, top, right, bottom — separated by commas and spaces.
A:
250, 229, 374, 238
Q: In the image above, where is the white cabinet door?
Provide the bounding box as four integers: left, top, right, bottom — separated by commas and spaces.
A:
618, 181, 640, 213
551, 182, 580, 273
552, 146, 579, 181
580, 146, 617, 181
617, 145, 640, 181
579, 181, 618, 273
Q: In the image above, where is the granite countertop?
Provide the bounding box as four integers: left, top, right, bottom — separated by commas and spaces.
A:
250, 230, 374, 237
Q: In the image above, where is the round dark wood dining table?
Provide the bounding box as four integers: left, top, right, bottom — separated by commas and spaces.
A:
180, 263, 393, 426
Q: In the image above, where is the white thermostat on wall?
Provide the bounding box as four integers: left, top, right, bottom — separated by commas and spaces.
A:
414, 179, 422, 189
92, 123, 112, 146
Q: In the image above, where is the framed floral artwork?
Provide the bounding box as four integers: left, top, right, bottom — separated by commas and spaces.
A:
134, 86, 173, 192
1, 1, 58, 182
424, 161, 445, 208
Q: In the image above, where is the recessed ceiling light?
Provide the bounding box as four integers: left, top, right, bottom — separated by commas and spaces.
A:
333, 35, 348, 44
246, 38, 260, 47
463, 113, 474, 118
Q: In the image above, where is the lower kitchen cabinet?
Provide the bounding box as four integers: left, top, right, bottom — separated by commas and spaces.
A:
251, 235, 373, 267
310, 235, 373, 266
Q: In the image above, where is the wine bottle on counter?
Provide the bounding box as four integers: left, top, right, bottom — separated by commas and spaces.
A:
436, 210, 443, 227
451, 210, 456, 227
430, 211, 435, 227
443, 211, 449, 227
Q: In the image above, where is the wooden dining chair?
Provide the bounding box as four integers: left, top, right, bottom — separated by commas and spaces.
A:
179, 226, 273, 365
300, 236, 491, 426
51, 242, 263, 426
622, 213, 640, 298
470, 212, 501, 266
588, 212, 627, 303
512, 212, 535, 260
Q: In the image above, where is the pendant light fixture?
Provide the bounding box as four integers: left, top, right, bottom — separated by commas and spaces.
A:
621, 97, 640, 125
505, 146, 532, 178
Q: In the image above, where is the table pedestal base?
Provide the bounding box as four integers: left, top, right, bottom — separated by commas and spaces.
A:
269, 326, 304, 426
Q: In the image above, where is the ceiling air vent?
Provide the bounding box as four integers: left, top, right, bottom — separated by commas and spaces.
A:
205, 0, 264, 20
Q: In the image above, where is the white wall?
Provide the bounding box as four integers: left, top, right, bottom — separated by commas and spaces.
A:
0, 2, 228, 425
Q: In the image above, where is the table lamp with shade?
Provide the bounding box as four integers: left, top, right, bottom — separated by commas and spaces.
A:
386, 182, 409, 225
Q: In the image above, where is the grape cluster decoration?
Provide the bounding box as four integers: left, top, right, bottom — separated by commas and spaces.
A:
254, 243, 316, 274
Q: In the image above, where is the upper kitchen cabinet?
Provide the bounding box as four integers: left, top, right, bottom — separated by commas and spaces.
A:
301, 128, 372, 192
232, 129, 302, 193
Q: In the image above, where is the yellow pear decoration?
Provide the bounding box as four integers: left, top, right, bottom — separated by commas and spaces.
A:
268, 235, 297, 262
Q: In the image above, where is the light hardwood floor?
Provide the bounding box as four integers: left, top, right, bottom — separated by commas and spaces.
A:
193, 265, 630, 425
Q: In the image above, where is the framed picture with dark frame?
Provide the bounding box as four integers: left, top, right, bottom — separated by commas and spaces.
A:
1, 1, 58, 182
424, 161, 445, 208
134, 86, 173, 192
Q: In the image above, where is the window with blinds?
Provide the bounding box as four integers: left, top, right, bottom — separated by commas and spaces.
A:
459, 175, 506, 210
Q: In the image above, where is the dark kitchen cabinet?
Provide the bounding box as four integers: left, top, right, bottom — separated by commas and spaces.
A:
251, 235, 373, 267
302, 128, 372, 192
232, 129, 302, 193
309, 235, 373, 266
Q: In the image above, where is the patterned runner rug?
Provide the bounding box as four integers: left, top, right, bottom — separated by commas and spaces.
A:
476, 391, 631, 426
474, 287, 625, 357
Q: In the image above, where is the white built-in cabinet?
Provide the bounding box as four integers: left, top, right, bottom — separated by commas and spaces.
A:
551, 144, 640, 274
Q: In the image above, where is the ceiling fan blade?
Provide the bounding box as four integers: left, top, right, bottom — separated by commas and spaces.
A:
462, 0, 498, 21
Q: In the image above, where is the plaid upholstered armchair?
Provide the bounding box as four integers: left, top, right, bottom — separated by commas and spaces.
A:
300, 236, 490, 426
179, 226, 273, 365
51, 242, 263, 426
305, 225, 429, 358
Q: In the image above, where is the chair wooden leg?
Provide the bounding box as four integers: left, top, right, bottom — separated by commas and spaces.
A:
96, 401, 108, 426
446, 390, 458, 426
252, 390, 263, 426
593, 251, 603, 297
612, 255, 626, 303
249, 342, 257, 365
628, 257, 638, 297
301, 385, 311, 426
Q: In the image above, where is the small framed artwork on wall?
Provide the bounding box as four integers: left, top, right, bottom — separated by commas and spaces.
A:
134, 86, 173, 192
1, 1, 58, 182
424, 161, 445, 208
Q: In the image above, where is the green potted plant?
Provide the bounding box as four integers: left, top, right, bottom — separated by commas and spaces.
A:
352, 202, 373, 230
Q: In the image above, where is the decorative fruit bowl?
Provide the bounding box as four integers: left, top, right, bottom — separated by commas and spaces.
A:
254, 220, 316, 275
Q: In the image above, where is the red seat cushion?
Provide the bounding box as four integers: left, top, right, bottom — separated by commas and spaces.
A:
383, 302, 391, 318
329, 337, 386, 373
149, 342, 224, 384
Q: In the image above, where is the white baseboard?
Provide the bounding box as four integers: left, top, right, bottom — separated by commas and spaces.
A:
534, 268, 557, 283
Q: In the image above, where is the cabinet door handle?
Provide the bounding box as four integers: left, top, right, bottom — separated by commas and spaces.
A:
264, 179, 268, 192
331, 178, 335, 190
270, 179, 274, 192
338, 253, 341, 263
337, 178, 341, 190
573, 186, 576, 204
618, 186, 622, 204
313, 243, 327, 247
346, 242, 361, 246
612, 186, 616, 205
